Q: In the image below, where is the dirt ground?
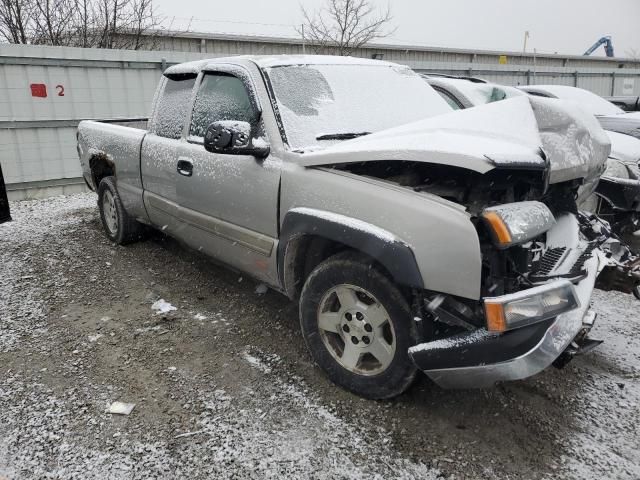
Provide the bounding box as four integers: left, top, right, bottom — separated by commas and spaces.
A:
1, 193, 639, 480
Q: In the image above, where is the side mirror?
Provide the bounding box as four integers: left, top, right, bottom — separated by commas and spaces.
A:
204, 121, 270, 158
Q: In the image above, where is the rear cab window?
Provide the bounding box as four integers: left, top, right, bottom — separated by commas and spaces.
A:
151, 75, 197, 139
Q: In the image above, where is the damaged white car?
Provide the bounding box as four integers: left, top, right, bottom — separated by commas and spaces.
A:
78, 56, 610, 398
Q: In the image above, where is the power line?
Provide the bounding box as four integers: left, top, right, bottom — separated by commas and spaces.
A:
164, 15, 295, 29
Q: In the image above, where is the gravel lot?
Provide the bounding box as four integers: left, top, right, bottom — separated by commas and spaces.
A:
1, 193, 639, 479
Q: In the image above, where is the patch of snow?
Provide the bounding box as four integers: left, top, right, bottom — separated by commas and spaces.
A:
409, 329, 496, 354
521, 85, 624, 116
606, 130, 640, 164
107, 402, 136, 415
256, 54, 399, 68
151, 299, 176, 315
252, 136, 268, 149
243, 352, 272, 374
291, 207, 397, 243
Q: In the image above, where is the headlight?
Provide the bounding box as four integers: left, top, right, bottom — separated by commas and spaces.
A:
482, 201, 556, 249
603, 159, 630, 179
484, 279, 579, 332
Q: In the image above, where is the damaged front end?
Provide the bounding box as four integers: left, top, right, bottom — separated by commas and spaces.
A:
400, 96, 631, 388
341, 158, 610, 388
408, 179, 640, 387
408, 205, 604, 388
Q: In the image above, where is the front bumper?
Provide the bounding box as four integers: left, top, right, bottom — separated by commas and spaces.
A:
409, 251, 603, 389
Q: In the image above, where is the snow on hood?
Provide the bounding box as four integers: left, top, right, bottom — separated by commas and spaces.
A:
620, 111, 640, 120
606, 130, 640, 163
299, 96, 610, 184
297, 96, 544, 174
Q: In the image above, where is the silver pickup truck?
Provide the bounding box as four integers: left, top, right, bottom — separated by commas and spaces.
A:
78, 55, 610, 398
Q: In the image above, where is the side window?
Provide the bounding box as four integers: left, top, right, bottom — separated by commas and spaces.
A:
152, 75, 196, 139
434, 88, 463, 110
488, 87, 508, 103
189, 73, 256, 139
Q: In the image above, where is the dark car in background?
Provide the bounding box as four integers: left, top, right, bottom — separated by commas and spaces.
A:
606, 96, 640, 112
0, 164, 11, 224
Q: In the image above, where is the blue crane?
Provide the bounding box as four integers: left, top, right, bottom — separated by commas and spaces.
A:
584, 36, 615, 57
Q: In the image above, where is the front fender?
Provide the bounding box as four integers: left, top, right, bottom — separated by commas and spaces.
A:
278, 208, 424, 294
279, 166, 483, 300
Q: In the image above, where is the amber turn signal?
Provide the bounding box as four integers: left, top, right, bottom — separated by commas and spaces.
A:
482, 211, 512, 246
484, 302, 507, 332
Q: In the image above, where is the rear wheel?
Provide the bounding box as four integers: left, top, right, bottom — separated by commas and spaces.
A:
299, 251, 420, 399
98, 176, 144, 245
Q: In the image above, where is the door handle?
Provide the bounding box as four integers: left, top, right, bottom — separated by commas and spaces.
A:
177, 158, 193, 177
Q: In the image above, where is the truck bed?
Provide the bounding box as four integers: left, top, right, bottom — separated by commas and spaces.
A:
77, 119, 149, 192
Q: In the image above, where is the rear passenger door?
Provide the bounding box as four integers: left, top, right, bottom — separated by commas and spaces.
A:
175, 67, 281, 283
141, 74, 196, 234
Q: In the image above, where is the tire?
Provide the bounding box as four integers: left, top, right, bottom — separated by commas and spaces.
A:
97, 176, 144, 245
299, 251, 420, 399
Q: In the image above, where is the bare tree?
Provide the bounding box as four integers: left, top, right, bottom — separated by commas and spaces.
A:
297, 0, 395, 56
31, 0, 77, 45
0, 0, 163, 49
84, 0, 162, 49
626, 48, 640, 61
0, 0, 31, 43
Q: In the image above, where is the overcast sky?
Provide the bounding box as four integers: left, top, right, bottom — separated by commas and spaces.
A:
154, 0, 640, 57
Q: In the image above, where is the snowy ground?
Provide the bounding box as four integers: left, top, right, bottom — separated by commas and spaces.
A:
0, 193, 638, 479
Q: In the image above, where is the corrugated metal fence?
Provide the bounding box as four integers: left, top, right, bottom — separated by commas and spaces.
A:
2, 43, 640, 199
0, 44, 210, 199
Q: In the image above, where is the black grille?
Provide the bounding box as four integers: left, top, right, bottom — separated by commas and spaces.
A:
534, 247, 566, 276
568, 244, 596, 277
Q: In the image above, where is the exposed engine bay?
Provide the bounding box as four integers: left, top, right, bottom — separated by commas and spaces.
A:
337, 160, 640, 336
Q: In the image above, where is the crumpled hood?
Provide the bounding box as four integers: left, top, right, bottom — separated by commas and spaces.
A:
299, 96, 610, 185
528, 96, 610, 183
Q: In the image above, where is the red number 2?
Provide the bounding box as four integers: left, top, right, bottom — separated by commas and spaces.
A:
56, 85, 65, 96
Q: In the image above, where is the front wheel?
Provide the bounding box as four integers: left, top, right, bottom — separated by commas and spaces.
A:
299, 252, 420, 399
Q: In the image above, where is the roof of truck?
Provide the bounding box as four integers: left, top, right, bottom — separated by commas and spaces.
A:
163, 55, 398, 76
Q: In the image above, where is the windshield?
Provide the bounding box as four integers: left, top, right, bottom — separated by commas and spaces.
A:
450, 79, 525, 106
266, 64, 452, 150
532, 86, 624, 116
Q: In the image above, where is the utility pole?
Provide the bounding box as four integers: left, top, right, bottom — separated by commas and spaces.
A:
302, 24, 306, 55
522, 31, 530, 54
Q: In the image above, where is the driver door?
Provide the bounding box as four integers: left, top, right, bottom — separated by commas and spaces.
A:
176, 68, 281, 283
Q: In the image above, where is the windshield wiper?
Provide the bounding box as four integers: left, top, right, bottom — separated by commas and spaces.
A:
315, 132, 371, 141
